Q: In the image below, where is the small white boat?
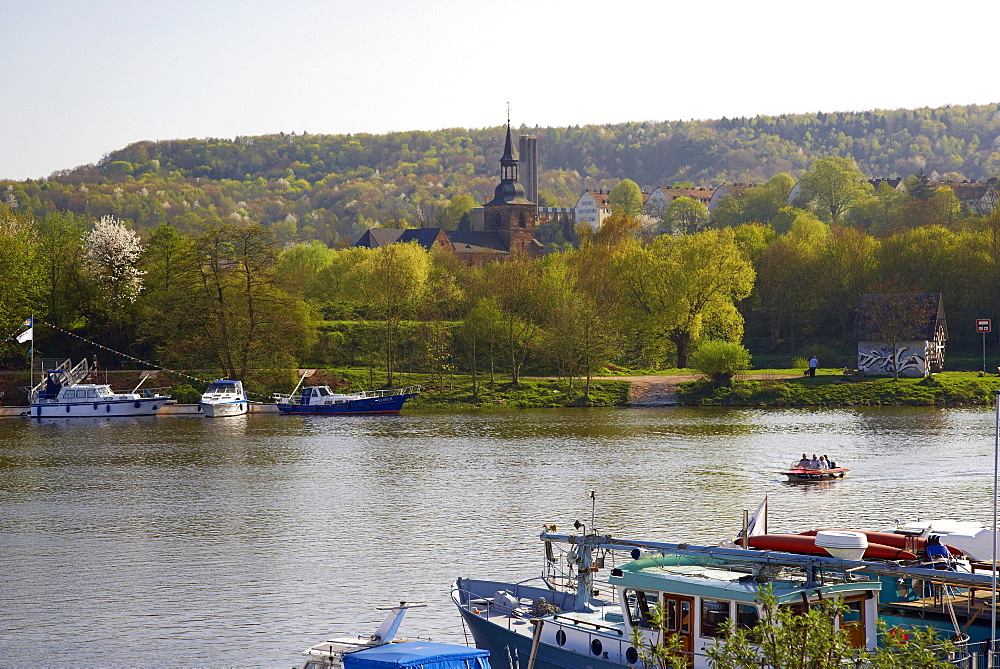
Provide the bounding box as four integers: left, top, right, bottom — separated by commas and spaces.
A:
29, 359, 170, 418
302, 602, 427, 669
199, 379, 248, 417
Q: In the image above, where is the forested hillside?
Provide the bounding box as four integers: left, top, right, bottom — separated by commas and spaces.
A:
5, 103, 1000, 246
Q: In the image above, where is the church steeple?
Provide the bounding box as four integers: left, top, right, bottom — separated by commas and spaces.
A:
487, 121, 532, 206
500, 122, 518, 183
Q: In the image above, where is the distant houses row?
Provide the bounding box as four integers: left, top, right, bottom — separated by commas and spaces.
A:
565, 177, 1000, 230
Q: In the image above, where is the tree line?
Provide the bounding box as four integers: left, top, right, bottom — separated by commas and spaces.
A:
3, 149, 1000, 397
5, 103, 1000, 251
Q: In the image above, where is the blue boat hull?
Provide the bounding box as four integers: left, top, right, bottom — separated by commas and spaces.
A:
457, 606, 630, 669
276, 392, 416, 415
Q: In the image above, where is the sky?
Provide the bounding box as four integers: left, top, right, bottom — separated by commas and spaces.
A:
3, 0, 998, 180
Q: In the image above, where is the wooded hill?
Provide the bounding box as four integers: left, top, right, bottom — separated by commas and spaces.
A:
5, 103, 1000, 246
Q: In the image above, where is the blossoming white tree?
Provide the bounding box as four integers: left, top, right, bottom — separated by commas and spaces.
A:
83, 215, 146, 305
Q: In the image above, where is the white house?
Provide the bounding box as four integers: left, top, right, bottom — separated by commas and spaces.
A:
645, 187, 713, 218
574, 190, 612, 230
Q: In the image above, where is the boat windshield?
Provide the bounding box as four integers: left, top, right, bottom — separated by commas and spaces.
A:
623, 589, 659, 629
207, 383, 236, 393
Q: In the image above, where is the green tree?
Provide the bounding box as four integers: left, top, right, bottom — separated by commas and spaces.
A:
662, 196, 709, 234
343, 242, 429, 387
614, 228, 754, 368
445, 194, 476, 231
799, 156, 873, 222
608, 178, 644, 218
187, 222, 310, 385
689, 340, 751, 387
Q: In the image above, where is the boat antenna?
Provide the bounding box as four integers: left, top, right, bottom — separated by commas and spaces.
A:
590, 490, 596, 535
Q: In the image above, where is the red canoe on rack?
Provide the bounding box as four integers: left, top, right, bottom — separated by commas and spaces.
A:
746, 534, 917, 560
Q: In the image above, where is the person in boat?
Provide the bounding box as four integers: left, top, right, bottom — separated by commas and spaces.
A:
809, 454, 823, 469
797, 453, 811, 469
823, 455, 837, 469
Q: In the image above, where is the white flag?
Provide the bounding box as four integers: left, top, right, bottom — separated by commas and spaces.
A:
16, 327, 32, 343
739, 497, 768, 540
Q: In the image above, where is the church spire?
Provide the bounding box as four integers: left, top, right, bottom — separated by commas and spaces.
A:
500, 121, 517, 182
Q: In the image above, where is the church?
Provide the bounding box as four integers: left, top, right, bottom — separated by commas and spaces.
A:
354, 123, 543, 266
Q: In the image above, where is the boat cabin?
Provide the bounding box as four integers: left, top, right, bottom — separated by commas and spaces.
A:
47, 384, 116, 402
609, 553, 880, 659
204, 380, 243, 395
301, 386, 359, 405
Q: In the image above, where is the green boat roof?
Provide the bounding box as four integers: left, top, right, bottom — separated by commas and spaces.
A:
608, 554, 880, 604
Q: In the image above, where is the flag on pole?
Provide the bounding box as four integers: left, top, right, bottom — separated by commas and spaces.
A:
16, 327, 33, 343
738, 496, 768, 540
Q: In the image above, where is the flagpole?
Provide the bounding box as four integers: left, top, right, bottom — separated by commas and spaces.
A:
992, 388, 999, 667
29, 314, 34, 392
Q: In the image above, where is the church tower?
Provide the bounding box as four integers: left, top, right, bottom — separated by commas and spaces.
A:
483, 123, 538, 255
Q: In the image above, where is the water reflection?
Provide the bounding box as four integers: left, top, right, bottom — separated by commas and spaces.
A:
0, 406, 997, 666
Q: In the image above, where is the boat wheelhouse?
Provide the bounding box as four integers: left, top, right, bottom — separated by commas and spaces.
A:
199, 379, 248, 417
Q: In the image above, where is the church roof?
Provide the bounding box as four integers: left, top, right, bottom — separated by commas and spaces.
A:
355, 228, 442, 250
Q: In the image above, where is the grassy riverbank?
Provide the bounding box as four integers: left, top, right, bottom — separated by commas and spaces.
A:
5, 366, 997, 410
677, 371, 1000, 407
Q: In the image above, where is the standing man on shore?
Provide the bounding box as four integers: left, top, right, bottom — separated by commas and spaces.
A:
808, 355, 818, 377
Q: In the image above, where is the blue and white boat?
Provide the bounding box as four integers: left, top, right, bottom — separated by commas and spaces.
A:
301, 602, 489, 669
452, 520, 993, 668
29, 359, 170, 418
199, 379, 248, 417
274, 375, 419, 415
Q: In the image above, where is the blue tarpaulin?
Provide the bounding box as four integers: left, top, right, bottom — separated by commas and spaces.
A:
343, 642, 490, 669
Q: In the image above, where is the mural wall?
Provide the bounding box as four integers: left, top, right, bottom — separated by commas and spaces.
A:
857, 340, 929, 377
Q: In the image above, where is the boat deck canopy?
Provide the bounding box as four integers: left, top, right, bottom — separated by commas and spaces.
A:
342, 642, 490, 669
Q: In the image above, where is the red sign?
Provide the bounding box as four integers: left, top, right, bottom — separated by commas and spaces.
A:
977, 318, 991, 333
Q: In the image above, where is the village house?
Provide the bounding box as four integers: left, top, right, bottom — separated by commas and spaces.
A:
644, 186, 713, 218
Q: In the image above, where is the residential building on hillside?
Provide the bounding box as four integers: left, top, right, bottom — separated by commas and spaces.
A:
574, 190, 612, 230
645, 186, 713, 218
709, 183, 753, 211
934, 178, 999, 214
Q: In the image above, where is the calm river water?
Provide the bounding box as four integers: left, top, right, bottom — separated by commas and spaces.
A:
1, 406, 996, 667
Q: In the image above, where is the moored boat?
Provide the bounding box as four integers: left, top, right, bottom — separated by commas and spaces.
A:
453, 525, 892, 669
199, 379, 248, 417
274, 380, 420, 416
29, 359, 170, 418
302, 602, 428, 669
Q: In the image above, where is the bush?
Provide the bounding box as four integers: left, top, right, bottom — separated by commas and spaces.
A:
690, 341, 752, 387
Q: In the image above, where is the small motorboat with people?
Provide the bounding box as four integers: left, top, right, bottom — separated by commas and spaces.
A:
28, 358, 171, 418
198, 379, 248, 417
780, 452, 849, 481
274, 374, 419, 416
301, 602, 490, 669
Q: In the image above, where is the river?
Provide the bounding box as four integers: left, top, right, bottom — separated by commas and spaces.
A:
0, 406, 995, 667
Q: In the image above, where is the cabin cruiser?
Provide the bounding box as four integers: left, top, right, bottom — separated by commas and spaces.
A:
199, 379, 248, 417
29, 359, 170, 418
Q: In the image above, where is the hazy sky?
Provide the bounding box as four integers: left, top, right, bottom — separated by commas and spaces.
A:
3, 0, 996, 180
